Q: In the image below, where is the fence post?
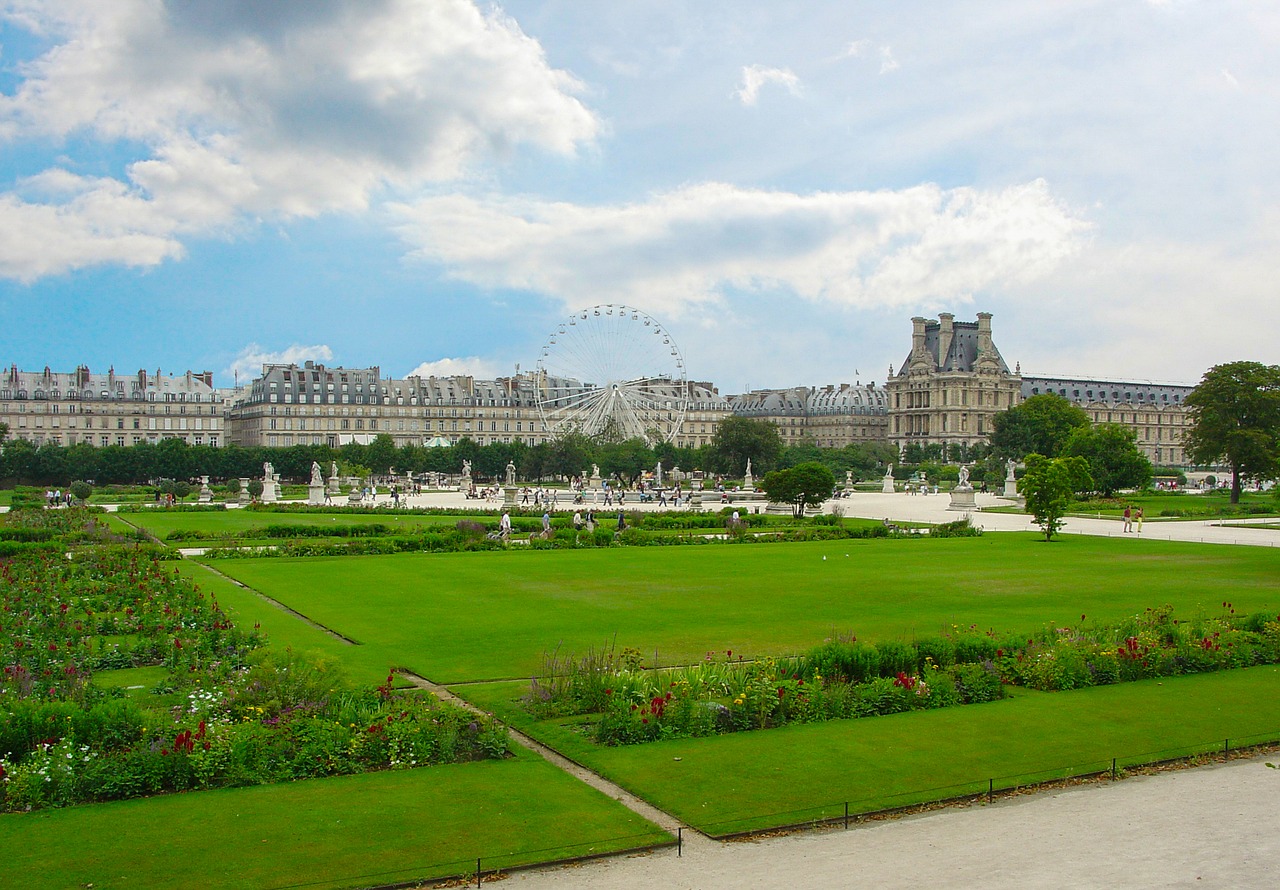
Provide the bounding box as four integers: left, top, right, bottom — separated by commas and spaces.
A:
845, 801, 850, 830
1111, 757, 1117, 780
476, 857, 481, 888
987, 778, 993, 803
1225, 738, 1230, 758
677, 827, 682, 858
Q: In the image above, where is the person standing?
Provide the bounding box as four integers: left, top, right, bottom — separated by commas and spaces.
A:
499, 511, 512, 540
1122, 505, 1132, 533
1135, 507, 1144, 534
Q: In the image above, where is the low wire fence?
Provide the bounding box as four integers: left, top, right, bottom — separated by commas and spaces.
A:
260, 728, 1280, 889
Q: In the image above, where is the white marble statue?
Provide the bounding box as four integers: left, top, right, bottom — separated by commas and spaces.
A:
505, 460, 517, 485
310, 461, 323, 486
1006, 459, 1016, 481
462, 459, 472, 477
958, 465, 970, 487
263, 461, 275, 481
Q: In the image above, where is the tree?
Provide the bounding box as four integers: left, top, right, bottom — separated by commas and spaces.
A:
69, 480, 93, 504
990, 393, 1090, 459
1183, 361, 1280, 503
1021, 453, 1092, 541
708, 416, 783, 476
1062, 423, 1152, 497
761, 461, 835, 517
599, 438, 654, 487
247, 479, 264, 502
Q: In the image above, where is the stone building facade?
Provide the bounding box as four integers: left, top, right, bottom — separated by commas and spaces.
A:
224, 361, 729, 450
727, 383, 889, 448
1020, 376, 1192, 465
886, 313, 1023, 454
0, 365, 224, 448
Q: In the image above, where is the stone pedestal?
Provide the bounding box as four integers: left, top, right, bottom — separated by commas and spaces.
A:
347, 489, 363, 505
327, 478, 340, 496
881, 474, 896, 494
198, 476, 213, 504
460, 474, 472, 493
238, 478, 252, 505
688, 490, 703, 510
948, 485, 977, 512
261, 476, 279, 503
1003, 478, 1018, 498
503, 486, 518, 507
308, 484, 325, 506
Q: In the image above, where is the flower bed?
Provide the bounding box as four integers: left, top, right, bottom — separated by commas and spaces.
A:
0, 540, 509, 811
524, 604, 1280, 746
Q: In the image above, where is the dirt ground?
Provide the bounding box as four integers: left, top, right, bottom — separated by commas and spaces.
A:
499, 754, 1280, 889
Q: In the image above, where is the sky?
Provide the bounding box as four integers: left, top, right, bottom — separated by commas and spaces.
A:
0, 0, 1276, 393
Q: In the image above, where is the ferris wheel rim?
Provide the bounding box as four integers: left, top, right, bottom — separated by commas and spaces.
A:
533, 303, 688, 445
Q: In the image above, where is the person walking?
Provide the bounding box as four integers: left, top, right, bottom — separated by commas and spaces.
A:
499, 511, 512, 541
1122, 505, 1133, 533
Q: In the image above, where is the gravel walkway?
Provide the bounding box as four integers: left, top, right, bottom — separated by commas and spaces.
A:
498, 754, 1280, 889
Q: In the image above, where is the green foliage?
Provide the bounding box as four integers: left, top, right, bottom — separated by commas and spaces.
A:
1021, 453, 1092, 541
68, 480, 93, 503
1183, 361, 1280, 503
1062, 423, 1153, 496
707, 415, 783, 475
760, 461, 835, 516
990, 393, 1091, 459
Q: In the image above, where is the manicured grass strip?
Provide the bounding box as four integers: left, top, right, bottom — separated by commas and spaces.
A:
459, 666, 1280, 836
175, 562, 393, 686
211, 535, 1280, 683
0, 749, 670, 890
119, 509, 470, 545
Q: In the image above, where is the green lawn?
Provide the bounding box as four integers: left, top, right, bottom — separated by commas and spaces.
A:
117, 508, 472, 542
208, 535, 1280, 683
457, 666, 1280, 835
985, 490, 1280, 520
0, 749, 671, 890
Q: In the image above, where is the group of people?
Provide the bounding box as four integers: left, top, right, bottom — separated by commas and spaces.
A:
45, 489, 72, 507
1122, 505, 1145, 533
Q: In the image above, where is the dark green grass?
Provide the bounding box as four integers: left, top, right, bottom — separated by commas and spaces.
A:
0, 748, 671, 890
987, 491, 1280, 520
209, 535, 1280, 683
458, 666, 1280, 835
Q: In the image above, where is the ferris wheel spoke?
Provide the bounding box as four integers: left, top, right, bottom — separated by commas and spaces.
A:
536, 303, 688, 445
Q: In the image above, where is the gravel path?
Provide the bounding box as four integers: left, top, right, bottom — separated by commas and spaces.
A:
498, 754, 1280, 889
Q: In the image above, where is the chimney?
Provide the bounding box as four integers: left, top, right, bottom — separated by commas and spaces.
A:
937, 313, 955, 371
977, 312, 993, 355
911, 316, 927, 360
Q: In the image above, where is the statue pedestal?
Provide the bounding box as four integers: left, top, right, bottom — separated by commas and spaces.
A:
238, 478, 252, 505
198, 478, 213, 504
503, 486, 518, 507
881, 476, 896, 494
1003, 479, 1019, 498
948, 485, 977, 512
261, 479, 279, 503
347, 489, 363, 505
308, 484, 325, 506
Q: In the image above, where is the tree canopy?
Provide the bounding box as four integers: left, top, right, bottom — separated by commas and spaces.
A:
1062, 423, 1152, 497
707, 415, 783, 476
1183, 361, 1280, 503
761, 461, 835, 517
1021, 453, 1093, 541
989, 393, 1090, 459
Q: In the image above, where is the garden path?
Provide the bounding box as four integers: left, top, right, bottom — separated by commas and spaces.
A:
497, 753, 1280, 889
396, 670, 706, 851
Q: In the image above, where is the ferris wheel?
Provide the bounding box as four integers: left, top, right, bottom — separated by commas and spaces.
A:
535, 304, 688, 444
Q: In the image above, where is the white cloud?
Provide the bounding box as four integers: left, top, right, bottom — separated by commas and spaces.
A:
1222, 68, 1241, 89
734, 65, 801, 106
0, 0, 599, 280
405, 356, 504, 379
226, 343, 334, 383
879, 46, 900, 74
392, 179, 1090, 319
842, 39, 871, 58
